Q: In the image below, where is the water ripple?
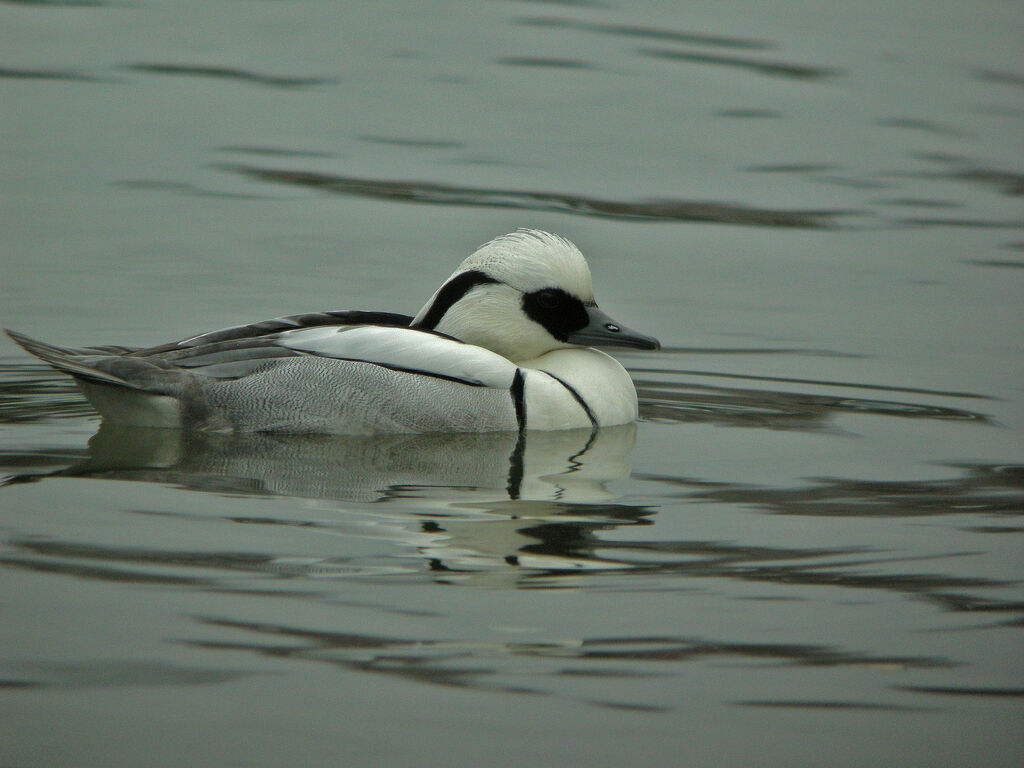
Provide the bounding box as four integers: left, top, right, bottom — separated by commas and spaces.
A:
641, 48, 839, 81
497, 57, 595, 70
909, 153, 1024, 197
898, 685, 1024, 698
736, 699, 934, 711
634, 367, 992, 431
219, 164, 847, 228
0, 67, 102, 82
124, 63, 338, 89
1, 0, 102, 5
0, 661, 250, 690
357, 136, 465, 149
0, 361, 94, 423
971, 68, 1024, 88
176, 616, 950, 697
638, 463, 1024, 519
515, 16, 774, 50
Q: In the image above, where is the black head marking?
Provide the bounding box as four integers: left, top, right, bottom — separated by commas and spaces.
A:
521, 288, 590, 342
413, 270, 499, 330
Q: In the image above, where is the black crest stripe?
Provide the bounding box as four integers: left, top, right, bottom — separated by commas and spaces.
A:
510, 368, 527, 432
413, 270, 498, 330
541, 370, 598, 428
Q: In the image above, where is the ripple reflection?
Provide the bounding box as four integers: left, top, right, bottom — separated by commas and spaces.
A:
176, 616, 951, 696
124, 63, 337, 89
219, 164, 847, 228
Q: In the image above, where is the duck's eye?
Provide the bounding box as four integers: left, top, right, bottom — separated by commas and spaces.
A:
535, 290, 561, 309
521, 287, 589, 341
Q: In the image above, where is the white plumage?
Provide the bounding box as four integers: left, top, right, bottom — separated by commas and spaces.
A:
6, 229, 659, 434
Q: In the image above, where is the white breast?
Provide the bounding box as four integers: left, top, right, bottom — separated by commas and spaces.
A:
522, 348, 639, 430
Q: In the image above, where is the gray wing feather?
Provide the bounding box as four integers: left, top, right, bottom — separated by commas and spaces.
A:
7, 310, 418, 387
142, 310, 413, 353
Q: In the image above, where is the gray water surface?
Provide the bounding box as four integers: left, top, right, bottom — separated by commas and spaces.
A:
2, 1, 1022, 766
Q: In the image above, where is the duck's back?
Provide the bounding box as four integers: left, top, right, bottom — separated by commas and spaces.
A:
12, 318, 526, 433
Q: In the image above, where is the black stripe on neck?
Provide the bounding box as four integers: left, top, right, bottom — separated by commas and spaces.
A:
413, 270, 498, 330
541, 370, 598, 428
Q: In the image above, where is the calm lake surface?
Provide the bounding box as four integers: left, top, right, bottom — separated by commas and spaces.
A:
2, 1, 1022, 766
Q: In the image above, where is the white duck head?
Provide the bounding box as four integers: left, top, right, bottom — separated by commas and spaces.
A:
411, 229, 660, 362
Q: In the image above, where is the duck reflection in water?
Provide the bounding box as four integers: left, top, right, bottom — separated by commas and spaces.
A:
72, 421, 635, 502
12, 422, 651, 575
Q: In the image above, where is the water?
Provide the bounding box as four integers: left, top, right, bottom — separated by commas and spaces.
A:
2, 1, 1022, 765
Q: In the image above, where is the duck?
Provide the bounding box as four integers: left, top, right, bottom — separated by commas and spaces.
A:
5, 229, 660, 434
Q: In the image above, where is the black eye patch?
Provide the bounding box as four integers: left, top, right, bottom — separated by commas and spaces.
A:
521, 287, 589, 341
534, 289, 561, 310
